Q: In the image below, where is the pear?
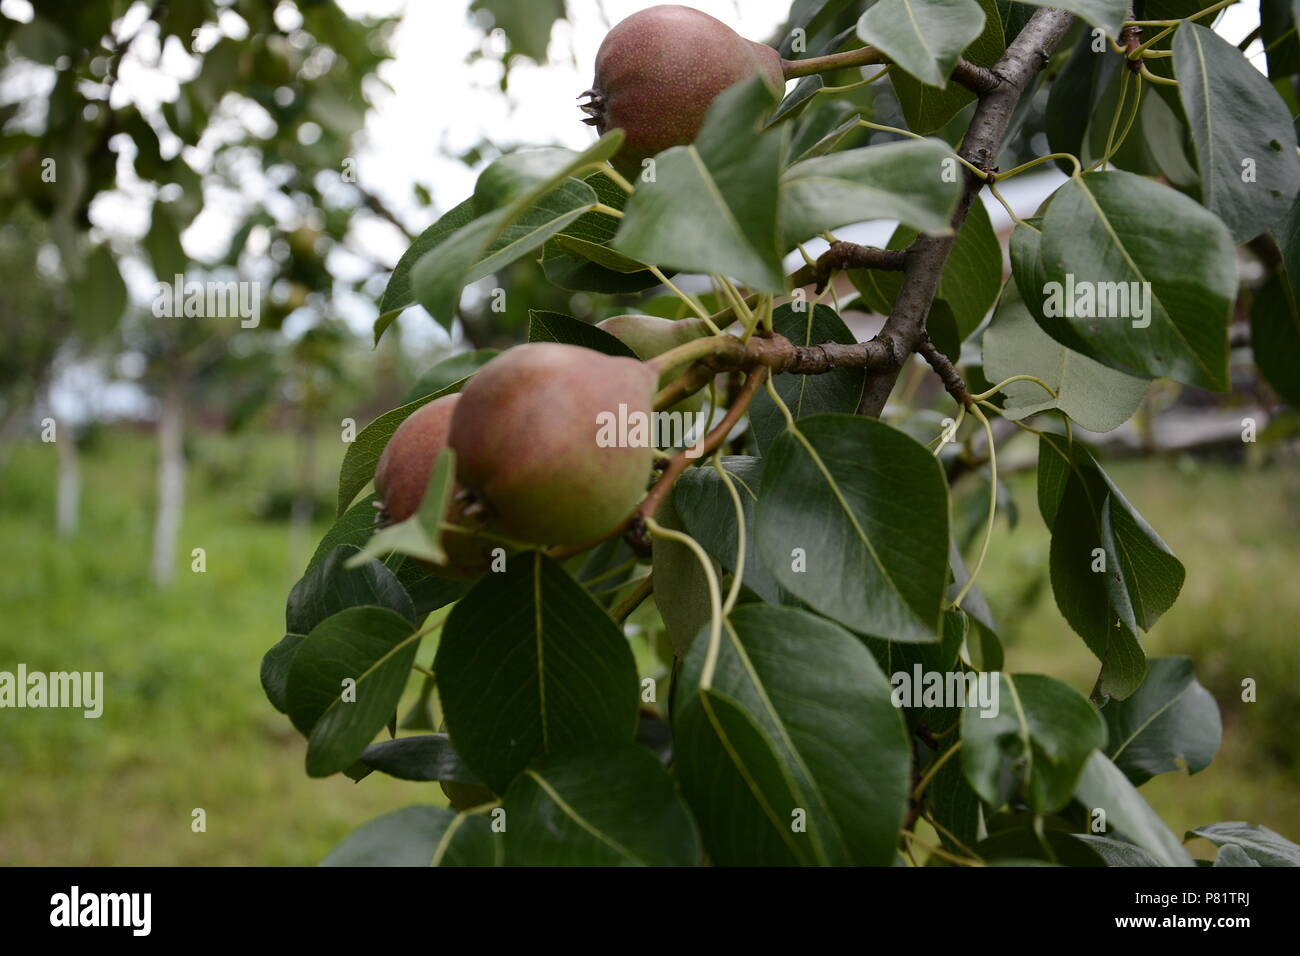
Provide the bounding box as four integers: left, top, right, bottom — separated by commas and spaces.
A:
597, 313, 713, 417
374, 394, 495, 579
579, 5, 785, 172
448, 343, 657, 546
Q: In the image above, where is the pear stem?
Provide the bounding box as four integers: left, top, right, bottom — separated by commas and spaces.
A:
781, 46, 885, 78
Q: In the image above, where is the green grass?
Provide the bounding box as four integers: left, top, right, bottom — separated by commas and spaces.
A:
0, 427, 1296, 864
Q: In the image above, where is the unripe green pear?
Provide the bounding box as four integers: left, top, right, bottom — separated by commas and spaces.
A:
374, 394, 495, 579
448, 343, 657, 546
579, 5, 785, 172
597, 313, 712, 415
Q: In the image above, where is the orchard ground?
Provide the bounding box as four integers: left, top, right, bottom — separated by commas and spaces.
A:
0, 427, 1295, 865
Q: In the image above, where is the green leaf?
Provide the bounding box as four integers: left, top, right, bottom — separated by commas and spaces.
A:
857, 0, 986, 88
748, 304, 866, 455
470, 0, 564, 63
780, 138, 963, 247
611, 75, 787, 291
1253, 196, 1300, 404
285, 606, 423, 777
144, 202, 187, 281
321, 806, 501, 867
650, 494, 720, 656
673, 604, 911, 865
1214, 844, 1262, 867
961, 673, 1107, 814
1175, 22, 1300, 243
982, 274, 1148, 432
1075, 750, 1195, 866
1037, 434, 1184, 699
756, 414, 950, 642
527, 310, 636, 356
540, 172, 664, 294
263, 546, 417, 714
434, 551, 639, 793
378, 197, 476, 316
335, 378, 467, 516
1073, 834, 1166, 866
1188, 822, 1300, 866
893, 0, 1005, 135
1101, 656, 1221, 786
358, 733, 485, 784
1014, 0, 1126, 37
411, 179, 598, 329
673, 456, 785, 606
70, 243, 126, 336
401, 349, 497, 406
1037, 171, 1236, 392
501, 745, 700, 866
307, 495, 466, 616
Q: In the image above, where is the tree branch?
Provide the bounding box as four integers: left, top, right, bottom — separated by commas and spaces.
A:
856, 8, 1076, 416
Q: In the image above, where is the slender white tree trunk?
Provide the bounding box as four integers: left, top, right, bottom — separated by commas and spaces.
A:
151, 377, 185, 587
56, 425, 80, 538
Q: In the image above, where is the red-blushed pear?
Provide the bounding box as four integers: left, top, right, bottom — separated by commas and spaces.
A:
579, 5, 785, 172
374, 394, 495, 579
448, 342, 657, 546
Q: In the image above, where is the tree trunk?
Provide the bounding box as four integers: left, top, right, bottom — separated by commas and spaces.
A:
151, 375, 185, 587
56, 424, 80, 538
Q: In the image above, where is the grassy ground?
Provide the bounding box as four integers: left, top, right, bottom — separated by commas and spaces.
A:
0, 427, 1296, 864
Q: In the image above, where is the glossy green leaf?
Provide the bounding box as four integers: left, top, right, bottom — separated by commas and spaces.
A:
780, 138, 963, 247
1254, 196, 1300, 404
1075, 750, 1195, 866
378, 196, 476, 316
748, 304, 865, 455
1175, 23, 1300, 243
1101, 656, 1221, 786
893, 0, 1004, 134
673, 456, 785, 606
857, 0, 985, 87
527, 309, 636, 356
756, 414, 950, 642
501, 744, 700, 866
401, 349, 497, 405
650, 495, 720, 656
1038, 434, 1184, 699
961, 673, 1107, 814
285, 606, 422, 777
321, 806, 501, 867
982, 273, 1148, 432
263, 546, 416, 715
411, 179, 597, 329
1188, 822, 1300, 866
1073, 834, 1165, 866
1015, 0, 1126, 37
1037, 171, 1236, 391
358, 733, 485, 784
612, 75, 787, 291
673, 604, 910, 866
434, 551, 639, 793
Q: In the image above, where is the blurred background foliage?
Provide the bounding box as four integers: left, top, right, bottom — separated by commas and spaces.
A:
0, 0, 1296, 863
